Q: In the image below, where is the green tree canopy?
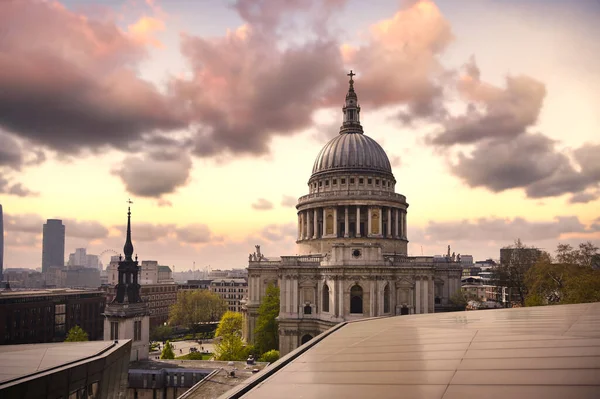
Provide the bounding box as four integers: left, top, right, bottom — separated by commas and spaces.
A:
258, 349, 280, 363
160, 341, 175, 359
65, 325, 88, 342
168, 290, 227, 337
215, 311, 243, 338
526, 241, 600, 306
214, 311, 246, 361
150, 325, 173, 342
254, 283, 280, 355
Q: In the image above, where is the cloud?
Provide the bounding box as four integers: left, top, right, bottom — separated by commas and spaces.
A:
62, 218, 110, 240
113, 222, 175, 242
251, 198, 274, 211
390, 155, 402, 168
451, 135, 600, 199
429, 57, 546, 146
175, 223, 220, 244
4, 231, 40, 247
0, 176, 38, 197
0, 1, 186, 155
3, 213, 44, 234
157, 198, 173, 207
171, 0, 345, 158
569, 190, 600, 204
338, 0, 453, 119
422, 216, 588, 242
256, 223, 297, 242
113, 150, 193, 198
281, 195, 297, 207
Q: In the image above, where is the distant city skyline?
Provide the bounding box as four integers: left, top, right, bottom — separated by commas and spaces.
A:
0, 0, 599, 269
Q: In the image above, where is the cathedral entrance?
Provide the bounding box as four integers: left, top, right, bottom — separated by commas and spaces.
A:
400, 306, 409, 315
301, 334, 313, 345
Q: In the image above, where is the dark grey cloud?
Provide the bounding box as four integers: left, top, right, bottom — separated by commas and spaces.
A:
281, 195, 297, 207
251, 198, 274, 211
428, 57, 546, 146
112, 151, 192, 198
424, 216, 588, 242
451, 135, 600, 200
0, 132, 23, 169
0, 1, 186, 156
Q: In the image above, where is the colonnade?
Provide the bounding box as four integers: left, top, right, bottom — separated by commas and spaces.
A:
297, 205, 407, 240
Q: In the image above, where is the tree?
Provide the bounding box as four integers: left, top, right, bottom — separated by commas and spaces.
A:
214, 311, 246, 361
150, 325, 173, 342
215, 311, 243, 338
254, 283, 280, 355
258, 350, 280, 363
449, 290, 468, 310
525, 242, 600, 306
168, 290, 227, 338
65, 325, 88, 342
493, 239, 542, 306
160, 341, 175, 359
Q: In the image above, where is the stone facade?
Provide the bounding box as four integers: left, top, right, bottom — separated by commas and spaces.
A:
244, 72, 463, 356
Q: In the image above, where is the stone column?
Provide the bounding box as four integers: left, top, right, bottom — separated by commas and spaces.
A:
378, 207, 383, 237
307, 209, 313, 240
356, 206, 361, 237
415, 278, 421, 314
313, 208, 318, 239
293, 278, 298, 315
402, 211, 407, 239
333, 207, 338, 237
387, 208, 392, 237
370, 280, 375, 317
286, 278, 291, 313
423, 278, 429, 314
394, 208, 399, 238
344, 206, 349, 238
297, 215, 301, 240
367, 206, 372, 236
299, 214, 303, 240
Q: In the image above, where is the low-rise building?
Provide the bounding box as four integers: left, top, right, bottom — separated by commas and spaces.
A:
0, 288, 106, 345
178, 279, 212, 291
210, 278, 248, 312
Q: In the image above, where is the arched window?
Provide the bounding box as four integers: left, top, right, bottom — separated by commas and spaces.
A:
322, 284, 330, 313
301, 334, 313, 345
304, 304, 312, 314
350, 284, 363, 314
383, 284, 390, 313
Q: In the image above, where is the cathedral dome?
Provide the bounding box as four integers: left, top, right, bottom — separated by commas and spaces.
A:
311, 132, 392, 178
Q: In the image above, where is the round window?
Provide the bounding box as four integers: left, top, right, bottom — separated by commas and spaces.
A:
352, 249, 361, 258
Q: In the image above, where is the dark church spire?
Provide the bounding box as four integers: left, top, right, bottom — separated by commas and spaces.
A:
124, 199, 134, 261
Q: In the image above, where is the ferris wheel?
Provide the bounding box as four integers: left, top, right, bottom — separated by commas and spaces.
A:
99, 249, 119, 268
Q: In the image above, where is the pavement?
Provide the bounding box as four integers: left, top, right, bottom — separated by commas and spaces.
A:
149, 339, 215, 358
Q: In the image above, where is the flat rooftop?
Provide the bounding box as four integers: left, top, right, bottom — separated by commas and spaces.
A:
0, 288, 104, 297
220, 302, 600, 399
0, 340, 128, 384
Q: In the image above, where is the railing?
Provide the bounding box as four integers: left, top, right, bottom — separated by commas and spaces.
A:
298, 190, 406, 203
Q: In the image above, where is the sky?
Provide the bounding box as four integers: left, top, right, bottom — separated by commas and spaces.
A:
0, 0, 599, 271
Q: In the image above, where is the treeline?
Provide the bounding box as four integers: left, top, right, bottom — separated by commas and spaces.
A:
494, 240, 600, 307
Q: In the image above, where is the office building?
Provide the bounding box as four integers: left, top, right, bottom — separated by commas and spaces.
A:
42, 219, 65, 273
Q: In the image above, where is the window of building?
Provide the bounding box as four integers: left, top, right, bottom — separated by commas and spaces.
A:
368, 178, 372, 185
350, 285, 363, 314
319, 181, 322, 187
341, 178, 346, 184
304, 304, 312, 314
359, 178, 364, 184
376, 179, 379, 185
333, 179, 337, 185
383, 284, 390, 313
325, 180, 329, 186
350, 178, 355, 184
322, 284, 330, 312
110, 321, 119, 340
134, 320, 142, 341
